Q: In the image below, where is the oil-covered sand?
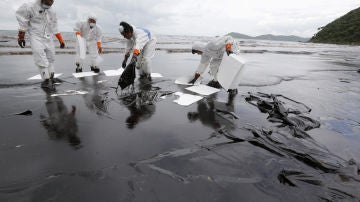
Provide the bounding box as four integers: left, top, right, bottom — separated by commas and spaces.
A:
0, 38, 360, 201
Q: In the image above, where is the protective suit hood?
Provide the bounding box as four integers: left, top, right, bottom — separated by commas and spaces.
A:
88, 15, 97, 21
192, 42, 206, 52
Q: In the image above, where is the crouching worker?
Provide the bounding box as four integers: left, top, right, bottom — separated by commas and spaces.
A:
189, 35, 238, 95
74, 16, 103, 73
16, 0, 65, 87
119, 21, 156, 81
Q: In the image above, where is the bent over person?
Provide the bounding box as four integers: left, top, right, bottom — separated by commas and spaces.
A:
74, 16, 103, 73
189, 35, 238, 94
119, 21, 157, 81
16, 0, 65, 86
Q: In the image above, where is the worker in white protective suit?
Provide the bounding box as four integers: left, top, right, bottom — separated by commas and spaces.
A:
74, 16, 103, 73
16, 0, 65, 86
119, 21, 157, 81
189, 35, 238, 95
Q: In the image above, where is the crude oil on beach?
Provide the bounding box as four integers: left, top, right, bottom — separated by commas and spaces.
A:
0, 31, 360, 201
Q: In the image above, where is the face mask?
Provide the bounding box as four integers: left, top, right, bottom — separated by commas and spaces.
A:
89, 23, 96, 29
41, 3, 51, 9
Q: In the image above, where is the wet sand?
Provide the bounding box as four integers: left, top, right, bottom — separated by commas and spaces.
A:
0, 42, 360, 201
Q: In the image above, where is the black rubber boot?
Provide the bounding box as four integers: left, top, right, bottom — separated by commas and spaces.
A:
139, 73, 152, 82
91, 66, 100, 73
75, 63, 82, 73
41, 79, 55, 92
227, 89, 238, 95
147, 74, 152, 81
139, 73, 146, 79
41, 79, 50, 88
207, 80, 221, 89
50, 72, 54, 79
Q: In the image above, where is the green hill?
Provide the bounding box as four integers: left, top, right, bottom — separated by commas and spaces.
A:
228, 32, 309, 42
228, 32, 253, 39
310, 7, 360, 45
254, 34, 309, 42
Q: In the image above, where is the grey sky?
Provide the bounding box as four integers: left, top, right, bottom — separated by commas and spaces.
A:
3, 0, 360, 37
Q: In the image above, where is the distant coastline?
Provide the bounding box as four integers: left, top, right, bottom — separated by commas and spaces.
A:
227, 32, 310, 42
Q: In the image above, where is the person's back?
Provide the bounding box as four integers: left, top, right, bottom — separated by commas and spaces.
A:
204, 35, 234, 59
131, 26, 154, 52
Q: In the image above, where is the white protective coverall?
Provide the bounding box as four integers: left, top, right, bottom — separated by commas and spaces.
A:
193, 35, 234, 81
125, 26, 157, 76
74, 21, 103, 67
16, 0, 61, 80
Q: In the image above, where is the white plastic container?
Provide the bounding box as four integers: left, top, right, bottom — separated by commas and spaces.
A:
76, 35, 86, 60
217, 54, 246, 91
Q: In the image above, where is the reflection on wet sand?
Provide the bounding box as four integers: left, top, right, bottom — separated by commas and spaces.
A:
79, 76, 110, 117
119, 79, 158, 129
40, 88, 81, 149
188, 93, 237, 135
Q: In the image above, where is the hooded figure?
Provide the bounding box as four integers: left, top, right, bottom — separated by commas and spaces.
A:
16, 0, 65, 84
119, 21, 157, 81
74, 15, 103, 73
189, 35, 237, 94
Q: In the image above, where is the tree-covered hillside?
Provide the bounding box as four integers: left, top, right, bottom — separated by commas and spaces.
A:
310, 7, 360, 45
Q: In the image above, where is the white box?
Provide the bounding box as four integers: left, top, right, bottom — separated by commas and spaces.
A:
77, 35, 86, 60
217, 54, 246, 91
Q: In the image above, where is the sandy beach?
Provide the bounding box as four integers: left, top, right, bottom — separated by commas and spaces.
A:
0, 33, 360, 201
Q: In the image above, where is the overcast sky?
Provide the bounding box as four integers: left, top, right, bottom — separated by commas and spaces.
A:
3, 0, 360, 37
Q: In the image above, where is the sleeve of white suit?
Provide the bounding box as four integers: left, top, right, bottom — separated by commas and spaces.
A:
125, 40, 134, 55
50, 11, 59, 34
96, 26, 103, 43
224, 35, 234, 45
15, 4, 31, 31
196, 55, 211, 75
74, 22, 82, 32
210, 35, 234, 48
133, 29, 149, 52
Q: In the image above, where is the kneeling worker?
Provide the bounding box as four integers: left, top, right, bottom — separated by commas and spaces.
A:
119, 21, 156, 81
189, 35, 238, 94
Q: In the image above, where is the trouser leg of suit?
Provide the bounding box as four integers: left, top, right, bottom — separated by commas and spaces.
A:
30, 35, 55, 80
209, 58, 222, 82
88, 40, 100, 67
137, 38, 156, 75
45, 40, 55, 78
75, 41, 84, 68
136, 51, 144, 71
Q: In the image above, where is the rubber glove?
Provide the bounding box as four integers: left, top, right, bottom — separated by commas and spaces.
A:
18, 30, 26, 48
189, 72, 200, 84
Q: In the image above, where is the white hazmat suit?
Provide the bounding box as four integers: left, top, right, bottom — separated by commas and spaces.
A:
74, 20, 103, 69
125, 26, 156, 76
193, 35, 234, 82
16, 0, 64, 80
